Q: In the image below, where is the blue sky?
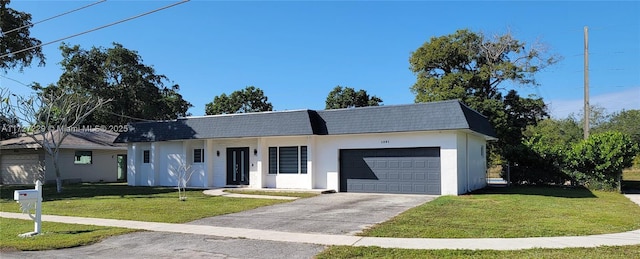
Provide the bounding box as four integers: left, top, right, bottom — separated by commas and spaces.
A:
3, 0, 639, 119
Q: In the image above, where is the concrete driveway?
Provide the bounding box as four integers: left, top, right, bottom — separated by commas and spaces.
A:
3, 193, 435, 258
189, 192, 437, 235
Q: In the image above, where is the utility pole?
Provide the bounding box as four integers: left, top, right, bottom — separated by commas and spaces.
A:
583, 26, 590, 140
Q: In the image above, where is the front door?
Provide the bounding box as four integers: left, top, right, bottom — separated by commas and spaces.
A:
227, 147, 250, 185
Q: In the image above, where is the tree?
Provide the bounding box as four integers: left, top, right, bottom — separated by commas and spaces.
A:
171, 159, 193, 201
409, 29, 558, 163
7, 89, 110, 192
0, 0, 45, 72
325, 86, 383, 109
507, 117, 584, 185
1, 88, 19, 140
524, 117, 582, 151
56, 43, 192, 125
205, 86, 273, 115
594, 109, 640, 146
568, 131, 639, 191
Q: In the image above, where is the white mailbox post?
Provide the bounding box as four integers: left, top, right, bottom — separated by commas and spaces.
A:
13, 180, 43, 237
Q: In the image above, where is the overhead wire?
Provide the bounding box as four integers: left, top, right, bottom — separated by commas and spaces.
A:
0, 0, 190, 59
1, 0, 107, 36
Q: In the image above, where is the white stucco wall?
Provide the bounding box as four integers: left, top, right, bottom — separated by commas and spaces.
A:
466, 133, 488, 192
129, 143, 153, 186
261, 136, 313, 189
455, 132, 488, 194
314, 131, 460, 195
185, 140, 206, 187
158, 142, 183, 186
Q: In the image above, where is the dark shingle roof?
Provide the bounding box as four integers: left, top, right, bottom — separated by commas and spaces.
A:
114, 100, 497, 143
115, 110, 314, 142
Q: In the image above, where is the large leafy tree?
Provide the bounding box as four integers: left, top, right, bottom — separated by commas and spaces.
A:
205, 86, 273, 115
0, 0, 45, 72
56, 43, 192, 125
325, 86, 383, 109
594, 109, 639, 146
409, 29, 558, 163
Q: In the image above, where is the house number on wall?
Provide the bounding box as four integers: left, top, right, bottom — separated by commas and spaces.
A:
381, 140, 390, 144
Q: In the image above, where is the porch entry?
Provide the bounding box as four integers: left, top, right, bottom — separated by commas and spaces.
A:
226, 147, 250, 185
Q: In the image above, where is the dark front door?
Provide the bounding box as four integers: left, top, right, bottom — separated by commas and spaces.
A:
227, 147, 250, 185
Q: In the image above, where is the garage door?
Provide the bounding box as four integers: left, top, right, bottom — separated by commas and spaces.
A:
1, 154, 41, 185
339, 147, 441, 194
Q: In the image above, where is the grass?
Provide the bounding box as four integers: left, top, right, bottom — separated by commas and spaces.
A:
0, 218, 135, 251
360, 186, 640, 238
0, 183, 288, 223
223, 189, 320, 198
316, 245, 640, 259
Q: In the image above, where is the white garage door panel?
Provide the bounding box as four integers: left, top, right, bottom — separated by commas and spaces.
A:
1, 154, 41, 184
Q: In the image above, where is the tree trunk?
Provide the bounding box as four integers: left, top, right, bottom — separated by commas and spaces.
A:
56, 176, 62, 193
53, 158, 63, 193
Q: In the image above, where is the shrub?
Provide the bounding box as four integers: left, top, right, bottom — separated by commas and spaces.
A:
503, 136, 570, 185
567, 131, 639, 190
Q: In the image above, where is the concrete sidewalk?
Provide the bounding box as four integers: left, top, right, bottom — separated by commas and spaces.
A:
202, 189, 299, 200
2, 208, 640, 250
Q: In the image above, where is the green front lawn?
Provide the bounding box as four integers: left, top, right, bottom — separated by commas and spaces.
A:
317, 245, 640, 259
0, 218, 134, 251
0, 183, 288, 223
361, 186, 640, 238
0, 183, 293, 251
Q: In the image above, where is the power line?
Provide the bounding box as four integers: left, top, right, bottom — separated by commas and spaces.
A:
0, 75, 32, 88
1, 0, 107, 36
0, 0, 190, 59
102, 110, 157, 122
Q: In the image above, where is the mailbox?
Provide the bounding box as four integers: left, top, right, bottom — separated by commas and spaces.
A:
14, 189, 39, 202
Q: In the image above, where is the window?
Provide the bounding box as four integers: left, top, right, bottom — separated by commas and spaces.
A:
480, 146, 485, 157
268, 146, 308, 174
279, 146, 299, 174
193, 148, 204, 163
143, 150, 150, 163
74, 151, 92, 165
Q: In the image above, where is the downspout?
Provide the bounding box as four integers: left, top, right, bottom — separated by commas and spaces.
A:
466, 134, 470, 193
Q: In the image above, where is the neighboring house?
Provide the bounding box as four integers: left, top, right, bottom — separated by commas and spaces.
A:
0, 129, 127, 185
116, 100, 497, 195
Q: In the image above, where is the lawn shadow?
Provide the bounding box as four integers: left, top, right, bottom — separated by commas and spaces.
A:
0, 183, 178, 202
471, 185, 598, 198
54, 229, 96, 235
